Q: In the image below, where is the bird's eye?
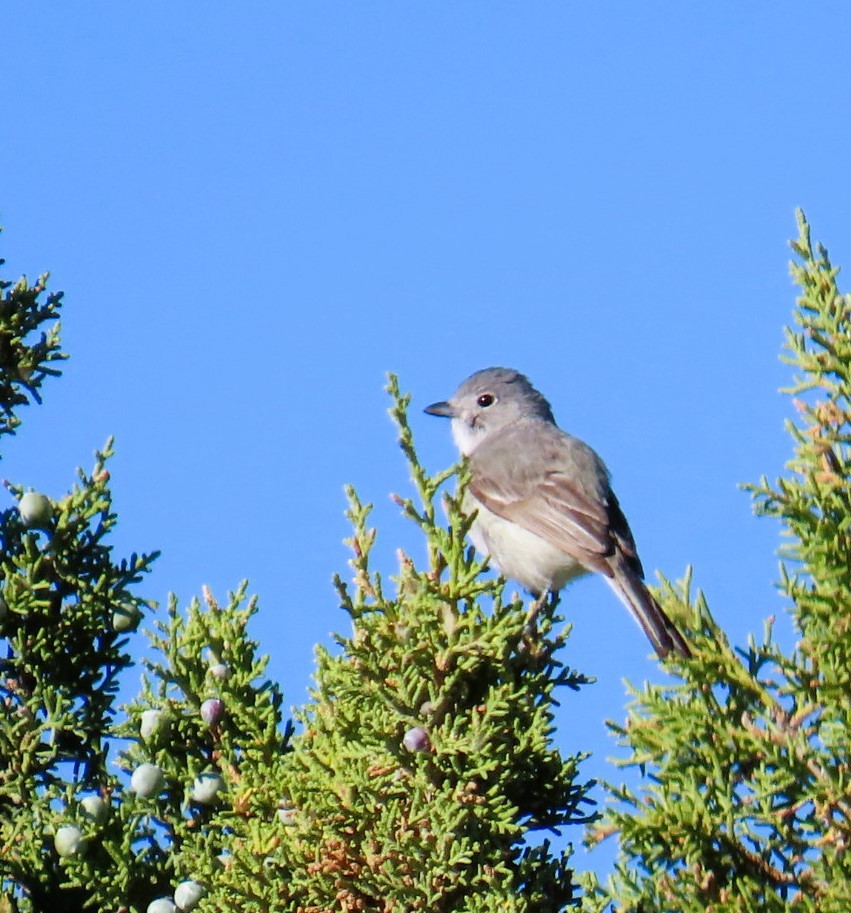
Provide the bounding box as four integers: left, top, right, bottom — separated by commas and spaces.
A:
477, 393, 496, 408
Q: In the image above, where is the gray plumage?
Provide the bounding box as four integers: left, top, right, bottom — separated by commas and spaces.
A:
425, 367, 690, 659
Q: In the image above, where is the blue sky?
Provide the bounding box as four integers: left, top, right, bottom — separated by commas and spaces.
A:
3, 1, 851, 876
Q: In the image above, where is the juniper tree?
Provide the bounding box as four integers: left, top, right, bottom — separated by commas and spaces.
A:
110, 584, 290, 913
0, 245, 289, 913
579, 211, 851, 912
0, 254, 156, 910
241, 375, 598, 912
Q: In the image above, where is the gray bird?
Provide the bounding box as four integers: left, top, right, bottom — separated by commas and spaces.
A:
424, 367, 690, 659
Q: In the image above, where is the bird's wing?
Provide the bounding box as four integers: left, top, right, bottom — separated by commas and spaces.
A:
468, 425, 622, 576
468, 422, 690, 659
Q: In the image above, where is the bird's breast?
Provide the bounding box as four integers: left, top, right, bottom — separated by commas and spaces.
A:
464, 491, 587, 594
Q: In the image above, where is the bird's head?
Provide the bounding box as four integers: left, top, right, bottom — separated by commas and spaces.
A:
424, 366, 555, 455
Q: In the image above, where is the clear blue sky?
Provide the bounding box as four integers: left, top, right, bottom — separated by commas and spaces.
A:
3, 1, 851, 876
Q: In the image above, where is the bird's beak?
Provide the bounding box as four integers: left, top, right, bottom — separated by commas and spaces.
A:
424, 400, 457, 418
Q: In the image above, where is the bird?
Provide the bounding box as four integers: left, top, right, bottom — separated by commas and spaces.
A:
424, 367, 690, 659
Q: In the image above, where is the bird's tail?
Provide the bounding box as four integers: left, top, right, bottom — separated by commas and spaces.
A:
605, 563, 691, 659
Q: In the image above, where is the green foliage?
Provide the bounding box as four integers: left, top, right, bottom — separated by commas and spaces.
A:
0, 259, 158, 910
106, 585, 290, 912
260, 376, 595, 912
7, 212, 851, 913
580, 211, 851, 912
0, 245, 66, 441
0, 242, 293, 913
